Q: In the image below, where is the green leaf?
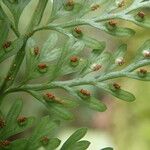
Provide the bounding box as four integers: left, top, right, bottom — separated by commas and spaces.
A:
49, 103, 74, 120
45, 138, 61, 150
60, 58, 87, 76
82, 36, 106, 50
106, 26, 135, 37
0, 100, 35, 140
50, 0, 64, 20
113, 44, 127, 58
41, 48, 61, 62
6, 99, 23, 126
70, 140, 91, 150
133, 18, 150, 28
96, 83, 136, 102
0, 36, 25, 63
40, 33, 59, 62
50, 38, 75, 80
88, 21, 135, 37
108, 44, 127, 70
25, 38, 37, 76
81, 51, 111, 77
61, 128, 88, 150
28, 90, 74, 120
101, 147, 113, 150
124, 14, 150, 28
0, 117, 35, 140
133, 39, 150, 61
61, 97, 78, 108
127, 72, 150, 81
0, 21, 9, 48
68, 40, 85, 56
27, 0, 48, 31
8, 139, 27, 150
0, 5, 6, 20
2, 0, 31, 27
82, 97, 107, 112
24, 116, 59, 150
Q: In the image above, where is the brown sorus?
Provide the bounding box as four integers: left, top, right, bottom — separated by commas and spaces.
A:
66, 0, 74, 6
41, 136, 49, 145
118, 1, 125, 8
113, 83, 121, 90
116, 57, 125, 66
34, 47, 40, 55
0, 118, 5, 128
137, 11, 145, 19
143, 50, 150, 57
3, 41, 11, 49
108, 20, 117, 27
70, 56, 78, 62
80, 89, 91, 96
17, 116, 27, 124
139, 69, 147, 74
38, 64, 47, 69
74, 27, 82, 34
45, 92, 55, 100
0, 140, 10, 147
91, 4, 100, 11
92, 64, 102, 71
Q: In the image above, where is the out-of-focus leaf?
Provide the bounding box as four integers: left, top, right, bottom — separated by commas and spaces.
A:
70, 140, 90, 150
61, 128, 88, 150
101, 147, 113, 150
9, 139, 27, 150
0, 5, 6, 20
45, 138, 61, 150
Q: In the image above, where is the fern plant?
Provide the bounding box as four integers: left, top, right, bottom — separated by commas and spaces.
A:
0, 0, 150, 149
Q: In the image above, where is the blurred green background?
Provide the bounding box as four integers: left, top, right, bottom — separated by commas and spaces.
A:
0, 0, 150, 150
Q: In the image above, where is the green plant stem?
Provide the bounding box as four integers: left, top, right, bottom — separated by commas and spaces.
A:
10, 24, 20, 37
5, 58, 150, 94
